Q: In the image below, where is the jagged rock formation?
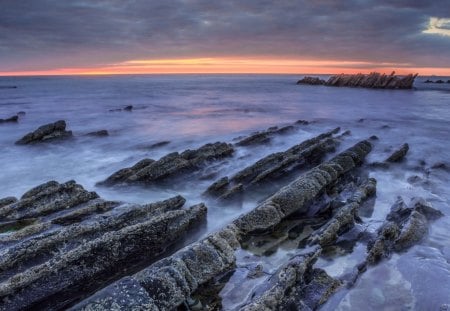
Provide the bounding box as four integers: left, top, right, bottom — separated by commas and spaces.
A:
365, 197, 443, 265
1, 122, 444, 310
240, 249, 341, 311
308, 178, 376, 247
99, 142, 234, 186
297, 72, 418, 89
0, 181, 207, 310
15, 120, 73, 145
205, 127, 341, 201
0, 115, 18, 123
73, 140, 372, 310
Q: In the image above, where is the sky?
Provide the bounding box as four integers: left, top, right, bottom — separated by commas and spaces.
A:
1, 0, 450, 76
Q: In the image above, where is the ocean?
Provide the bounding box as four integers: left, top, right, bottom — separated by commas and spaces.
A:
1, 74, 449, 309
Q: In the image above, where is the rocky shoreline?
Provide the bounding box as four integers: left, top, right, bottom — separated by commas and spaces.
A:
0, 121, 445, 310
297, 72, 418, 89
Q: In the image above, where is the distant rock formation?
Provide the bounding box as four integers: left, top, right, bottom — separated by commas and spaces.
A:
15, 120, 73, 145
0, 115, 18, 124
297, 72, 418, 89
424, 79, 450, 84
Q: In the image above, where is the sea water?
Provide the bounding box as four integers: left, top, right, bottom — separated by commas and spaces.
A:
0, 74, 449, 309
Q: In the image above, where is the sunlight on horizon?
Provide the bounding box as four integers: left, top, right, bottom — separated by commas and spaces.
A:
1, 57, 449, 76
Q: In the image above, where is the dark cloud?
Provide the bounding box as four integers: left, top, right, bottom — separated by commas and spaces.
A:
0, 0, 449, 71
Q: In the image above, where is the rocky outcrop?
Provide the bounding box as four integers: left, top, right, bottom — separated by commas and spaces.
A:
365, 197, 443, 265
73, 141, 372, 310
233, 140, 372, 234
99, 142, 234, 186
205, 128, 341, 201
0, 181, 207, 311
235, 122, 299, 147
71, 224, 240, 311
15, 120, 73, 145
298, 72, 418, 89
240, 249, 341, 311
385, 143, 409, 162
296, 77, 326, 85
308, 178, 376, 247
0, 115, 18, 123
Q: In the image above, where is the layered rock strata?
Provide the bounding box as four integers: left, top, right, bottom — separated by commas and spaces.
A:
205, 127, 341, 201
297, 72, 418, 89
99, 142, 234, 186
73, 140, 372, 310
0, 181, 206, 311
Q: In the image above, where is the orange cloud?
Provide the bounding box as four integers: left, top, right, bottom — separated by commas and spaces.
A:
1, 57, 449, 76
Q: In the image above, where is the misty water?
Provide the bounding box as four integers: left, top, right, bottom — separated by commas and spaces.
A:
1, 75, 449, 309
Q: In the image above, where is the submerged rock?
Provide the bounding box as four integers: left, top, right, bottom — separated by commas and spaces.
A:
15, 120, 73, 145
0, 115, 18, 123
385, 143, 409, 162
235, 122, 301, 147
85, 129, 109, 137
100, 142, 234, 186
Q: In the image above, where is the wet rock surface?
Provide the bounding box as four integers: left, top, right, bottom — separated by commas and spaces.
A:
0, 181, 207, 310
0, 115, 19, 123
298, 72, 418, 89
206, 127, 341, 202
15, 120, 73, 145
99, 142, 234, 186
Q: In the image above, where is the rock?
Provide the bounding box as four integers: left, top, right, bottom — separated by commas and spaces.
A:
297, 77, 326, 85
0, 196, 17, 208
207, 128, 341, 200
0, 180, 207, 311
86, 130, 109, 137
240, 249, 340, 310
424, 79, 433, 83
295, 119, 310, 125
435, 80, 444, 84
385, 143, 409, 162
0, 86, 17, 89
0, 115, 18, 123
236, 131, 271, 146
73, 224, 240, 311
365, 197, 443, 265
236, 122, 300, 147
233, 140, 372, 234
17, 111, 26, 116
15, 120, 73, 145
308, 178, 377, 246
299, 72, 418, 89
149, 141, 170, 149
100, 142, 234, 186
124, 105, 133, 111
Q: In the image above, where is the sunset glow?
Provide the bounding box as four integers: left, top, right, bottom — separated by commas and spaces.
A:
1, 57, 449, 76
